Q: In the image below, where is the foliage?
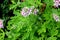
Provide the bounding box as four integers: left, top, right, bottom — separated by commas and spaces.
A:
0, 0, 60, 40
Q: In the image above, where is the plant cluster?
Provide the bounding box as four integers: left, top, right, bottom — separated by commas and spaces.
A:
0, 0, 60, 40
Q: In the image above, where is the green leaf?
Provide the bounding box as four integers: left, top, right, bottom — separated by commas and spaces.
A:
47, 37, 57, 40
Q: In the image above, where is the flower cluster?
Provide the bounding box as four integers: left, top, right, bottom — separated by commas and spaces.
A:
53, 14, 60, 22
21, 6, 39, 17
0, 19, 4, 28
53, 0, 60, 7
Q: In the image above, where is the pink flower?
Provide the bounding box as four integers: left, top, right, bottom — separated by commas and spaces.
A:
21, 6, 39, 17
53, 0, 60, 7
0, 19, 4, 28
21, 7, 32, 17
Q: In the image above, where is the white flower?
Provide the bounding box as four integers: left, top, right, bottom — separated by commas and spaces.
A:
53, 14, 60, 22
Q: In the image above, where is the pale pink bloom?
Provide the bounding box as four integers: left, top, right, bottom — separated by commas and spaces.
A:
53, 0, 60, 7
0, 19, 4, 28
21, 7, 32, 17
59, 0, 60, 1
53, 14, 60, 22
21, 6, 39, 17
54, 1, 59, 7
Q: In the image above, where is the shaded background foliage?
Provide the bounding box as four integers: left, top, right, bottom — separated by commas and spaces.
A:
0, 0, 60, 40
